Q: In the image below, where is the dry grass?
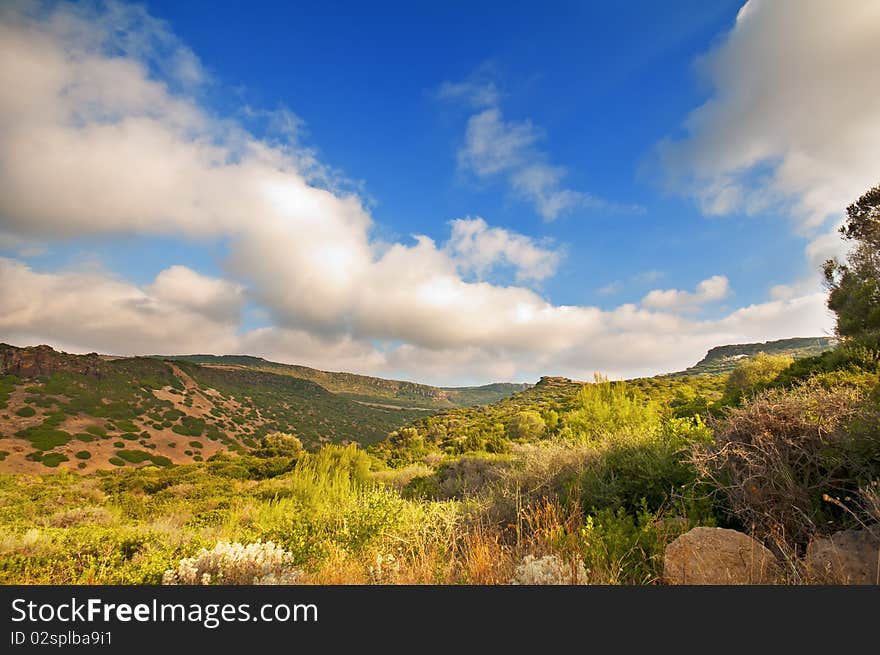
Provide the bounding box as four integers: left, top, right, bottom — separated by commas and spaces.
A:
693, 382, 874, 553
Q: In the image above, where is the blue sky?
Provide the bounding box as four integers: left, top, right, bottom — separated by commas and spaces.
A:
1, 1, 877, 384
143, 0, 799, 311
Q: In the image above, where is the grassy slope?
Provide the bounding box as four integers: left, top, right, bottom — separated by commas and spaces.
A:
162, 354, 530, 409
0, 346, 432, 474
377, 338, 836, 459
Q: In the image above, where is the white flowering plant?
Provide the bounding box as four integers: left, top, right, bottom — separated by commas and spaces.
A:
162, 540, 303, 585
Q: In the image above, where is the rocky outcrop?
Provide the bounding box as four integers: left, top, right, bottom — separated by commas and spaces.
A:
663, 527, 781, 585
805, 529, 880, 584
0, 344, 103, 378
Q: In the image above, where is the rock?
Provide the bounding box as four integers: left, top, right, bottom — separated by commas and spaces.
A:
0, 343, 103, 378
663, 527, 781, 585
805, 529, 880, 585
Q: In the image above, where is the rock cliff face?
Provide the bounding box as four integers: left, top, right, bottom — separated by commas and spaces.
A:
685, 337, 838, 375
0, 344, 104, 378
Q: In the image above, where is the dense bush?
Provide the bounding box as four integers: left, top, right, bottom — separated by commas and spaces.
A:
723, 352, 793, 403
253, 432, 304, 458
693, 382, 880, 551
561, 378, 660, 442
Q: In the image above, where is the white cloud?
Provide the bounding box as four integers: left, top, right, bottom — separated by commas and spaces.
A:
445, 217, 560, 282
436, 79, 500, 109
0, 256, 833, 385
655, 0, 880, 229
148, 265, 245, 322
642, 275, 730, 310
443, 72, 636, 221
0, 257, 240, 356
0, 2, 837, 385
597, 281, 622, 296
458, 108, 539, 177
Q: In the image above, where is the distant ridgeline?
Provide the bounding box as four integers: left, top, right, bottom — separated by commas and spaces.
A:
0, 338, 835, 474
162, 354, 530, 409
0, 344, 527, 474
375, 336, 839, 462
675, 337, 838, 376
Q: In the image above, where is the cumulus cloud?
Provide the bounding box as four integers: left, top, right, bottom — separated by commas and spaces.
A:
0, 1, 837, 385
0, 257, 240, 356
0, 256, 833, 385
642, 275, 730, 310
445, 217, 560, 282
148, 265, 245, 322
654, 0, 880, 229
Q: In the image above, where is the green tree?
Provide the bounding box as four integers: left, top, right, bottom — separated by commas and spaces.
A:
505, 410, 546, 441
724, 352, 793, 401
824, 184, 880, 344
254, 431, 304, 458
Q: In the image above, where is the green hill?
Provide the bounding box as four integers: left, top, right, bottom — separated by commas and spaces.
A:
677, 336, 837, 376
376, 337, 837, 463
161, 353, 530, 409
0, 344, 436, 474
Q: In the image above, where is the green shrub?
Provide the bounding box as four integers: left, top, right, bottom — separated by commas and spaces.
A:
114, 420, 139, 433
172, 416, 206, 437
693, 382, 880, 551
577, 504, 677, 585
253, 432, 304, 458
723, 352, 793, 403
15, 425, 72, 450
575, 417, 712, 515
75, 451, 92, 460
116, 450, 153, 464
115, 449, 172, 468
562, 378, 660, 442
109, 457, 126, 467
15, 406, 36, 418
506, 411, 546, 441
40, 452, 69, 467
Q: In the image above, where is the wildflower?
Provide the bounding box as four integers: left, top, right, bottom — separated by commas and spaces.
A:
162, 540, 302, 585
510, 554, 589, 585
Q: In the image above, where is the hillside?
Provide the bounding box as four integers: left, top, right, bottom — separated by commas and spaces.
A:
162, 354, 530, 409
377, 336, 836, 461
0, 344, 436, 474
677, 337, 837, 376
0, 338, 834, 475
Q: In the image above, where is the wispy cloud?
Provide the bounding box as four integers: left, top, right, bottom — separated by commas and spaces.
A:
441, 70, 642, 221
597, 281, 623, 296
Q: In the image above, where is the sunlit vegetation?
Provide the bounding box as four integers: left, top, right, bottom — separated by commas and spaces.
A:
1, 186, 878, 584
